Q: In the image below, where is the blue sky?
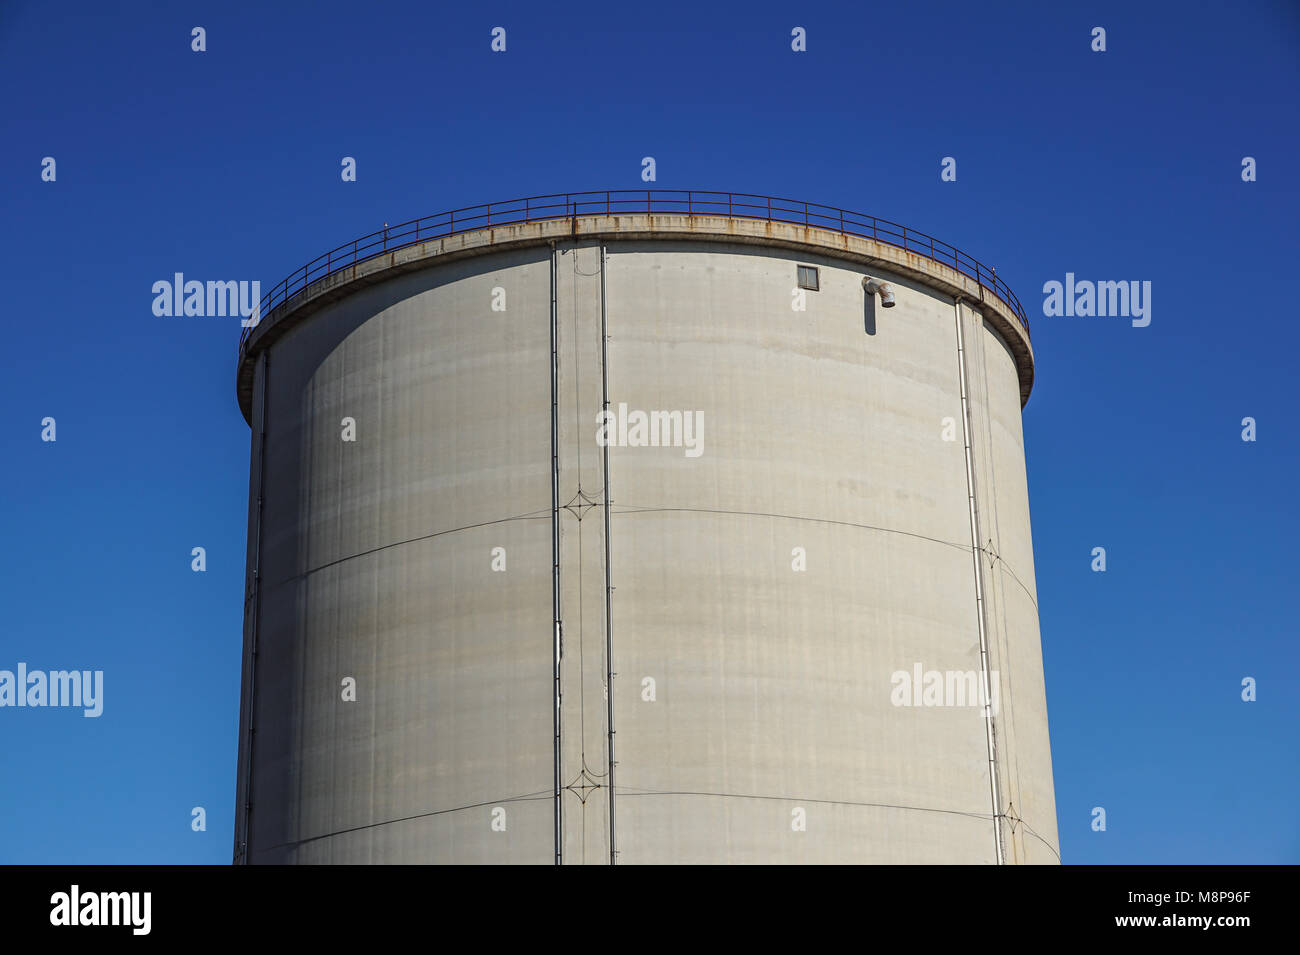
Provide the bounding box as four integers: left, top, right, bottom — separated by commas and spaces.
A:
1, 0, 1296, 864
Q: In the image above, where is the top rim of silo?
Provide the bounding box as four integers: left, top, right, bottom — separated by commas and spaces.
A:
235, 190, 1035, 422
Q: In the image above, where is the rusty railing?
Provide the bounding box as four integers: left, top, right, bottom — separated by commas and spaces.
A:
238, 189, 1029, 355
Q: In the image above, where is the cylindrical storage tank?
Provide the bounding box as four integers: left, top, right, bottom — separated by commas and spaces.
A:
232, 194, 1058, 865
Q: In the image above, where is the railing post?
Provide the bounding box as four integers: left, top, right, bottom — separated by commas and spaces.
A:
241, 194, 1028, 364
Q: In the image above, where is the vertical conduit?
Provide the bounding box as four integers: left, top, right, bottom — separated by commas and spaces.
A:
599, 243, 617, 865
954, 297, 1005, 865
238, 350, 268, 865
549, 242, 564, 865
975, 315, 1024, 863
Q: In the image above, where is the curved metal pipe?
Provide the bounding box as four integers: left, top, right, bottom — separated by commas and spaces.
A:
863, 276, 896, 307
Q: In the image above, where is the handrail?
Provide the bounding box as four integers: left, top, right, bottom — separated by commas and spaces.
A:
238, 190, 1029, 356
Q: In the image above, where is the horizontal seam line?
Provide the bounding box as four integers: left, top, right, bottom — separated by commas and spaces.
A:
612, 504, 972, 554
616, 785, 993, 821
262, 509, 551, 592
258, 790, 554, 854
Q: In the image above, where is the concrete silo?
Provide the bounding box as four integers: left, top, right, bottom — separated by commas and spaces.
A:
232, 191, 1058, 864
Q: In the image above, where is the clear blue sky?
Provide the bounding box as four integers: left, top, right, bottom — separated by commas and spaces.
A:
1, 0, 1296, 864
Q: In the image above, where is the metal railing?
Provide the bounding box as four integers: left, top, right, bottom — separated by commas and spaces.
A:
238, 190, 1028, 355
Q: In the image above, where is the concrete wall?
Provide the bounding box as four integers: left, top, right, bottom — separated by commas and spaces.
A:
234, 229, 1058, 864
961, 306, 1058, 864
238, 249, 556, 863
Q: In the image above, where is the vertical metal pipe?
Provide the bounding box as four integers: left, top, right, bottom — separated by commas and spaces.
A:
954, 297, 1005, 865
600, 243, 617, 864
549, 241, 563, 865
237, 350, 268, 865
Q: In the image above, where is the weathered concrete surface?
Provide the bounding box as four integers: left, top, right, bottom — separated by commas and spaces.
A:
236, 249, 556, 863
233, 225, 1058, 864
238, 214, 1034, 422
960, 304, 1057, 864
